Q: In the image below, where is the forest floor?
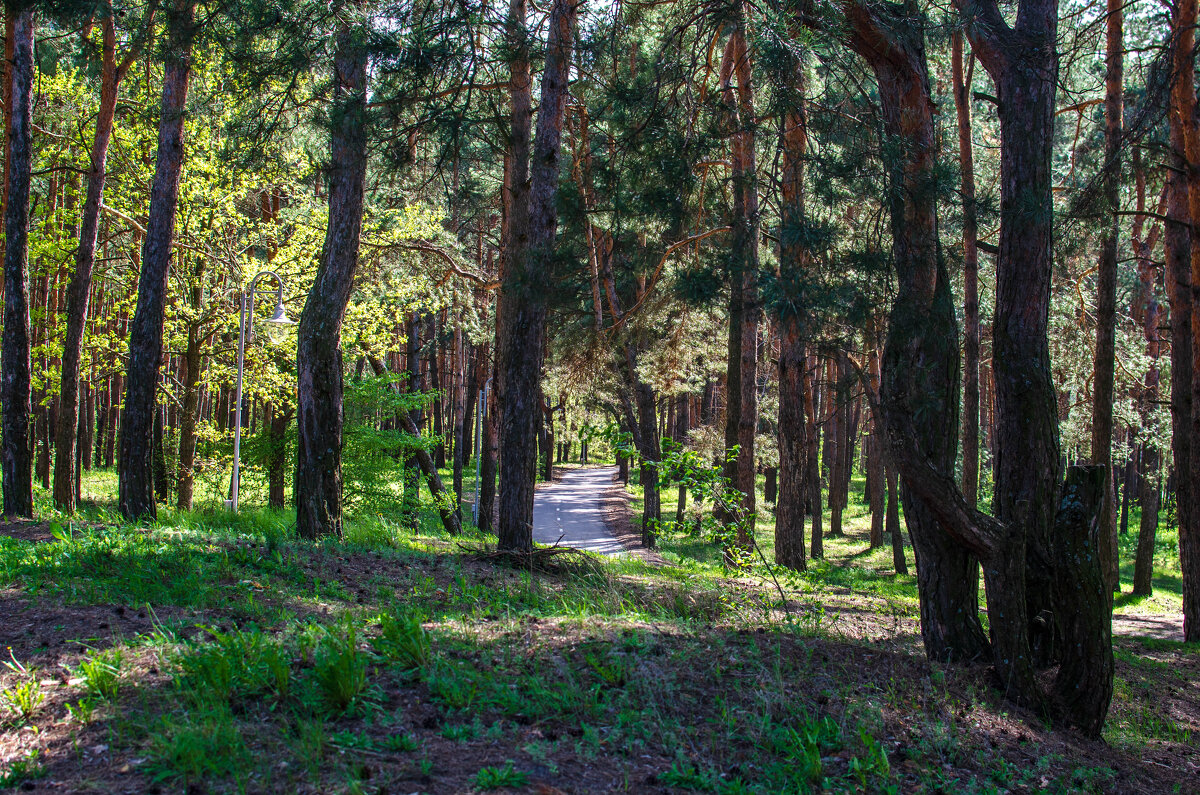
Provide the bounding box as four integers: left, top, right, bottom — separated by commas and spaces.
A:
0, 472, 1195, 794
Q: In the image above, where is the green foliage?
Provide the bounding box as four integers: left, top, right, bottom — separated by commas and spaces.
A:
174, 625, 291, 705
148, 706, 251, 788
311, 620, 370, 714
0, 750, 45, 789
77, 648, 123, 700
471, 761, 528, 790
0, 677, 43, 724
372, 607, 432, 670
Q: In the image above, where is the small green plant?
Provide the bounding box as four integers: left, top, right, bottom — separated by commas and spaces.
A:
373, 608, 431, 669
472, 761, 528, 790
65, 697, 98, 723
1, 677, 43, 723
148, 707, 251, 787
78, 648, 123, 700
0, 750, 45, 788
312, 622, 369, 714
442, 721, 481, 742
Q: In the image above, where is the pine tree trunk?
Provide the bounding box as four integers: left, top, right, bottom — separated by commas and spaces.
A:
294, 23, 368, 539
886, 465, 906, 574
1090, 0, 1123, 592
118, 0, 195, 521
717, 19, 760, 561
776, 74, 809, 569
1168, 0, 1200, 640
807, 354, 823, 560
175, 281, 203, 510
0, 9, 34, 517
494, 0, 575, 552
267, 404, 291, 509
54, 12, 132, 512
953, 31, 981, 511
847, 1, 988, 662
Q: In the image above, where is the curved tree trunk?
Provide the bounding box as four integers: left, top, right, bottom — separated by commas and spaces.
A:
294, 23, 368, 539
847, 0, 989, 663
118, 0, 195, 521
1, 9, 34, 518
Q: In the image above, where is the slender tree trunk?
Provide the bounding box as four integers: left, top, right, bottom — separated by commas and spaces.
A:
294, 23, 368, 539
266, 404, 291, 509
886, 465, 906, 574
807, 355, 823, 559
952, 31, 980, 510
54, 11, 136, 512
494, 0, 575, 552
716, 18, 760, 562
1132, 157, 1165, 596
452, 321, 466, 517
1, 9, 34, 517
118, 0, 195, 521
1090, 0, 1123, 592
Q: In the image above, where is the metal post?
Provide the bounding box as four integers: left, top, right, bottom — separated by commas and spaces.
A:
227, 270, 291, 513
228, 290, 253, 512
472, 383, 485, 523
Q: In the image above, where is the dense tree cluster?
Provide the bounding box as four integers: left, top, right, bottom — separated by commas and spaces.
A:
0, 0, 1195, 737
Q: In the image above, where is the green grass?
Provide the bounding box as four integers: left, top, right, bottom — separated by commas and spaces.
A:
0, 459, 1191, 793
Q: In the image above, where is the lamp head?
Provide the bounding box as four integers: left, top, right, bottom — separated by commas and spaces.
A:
264, 301, 294, 345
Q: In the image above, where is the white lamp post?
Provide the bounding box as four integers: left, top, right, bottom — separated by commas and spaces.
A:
227, 270, 294, 512
473, 377, 491, 524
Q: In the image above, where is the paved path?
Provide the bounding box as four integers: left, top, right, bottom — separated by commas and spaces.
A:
533, 467, 624, 555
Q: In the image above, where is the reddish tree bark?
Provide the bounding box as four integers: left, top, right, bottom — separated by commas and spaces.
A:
1167, 0, 1200, 640
717, 16, 761, 561
54, 8, 146, 512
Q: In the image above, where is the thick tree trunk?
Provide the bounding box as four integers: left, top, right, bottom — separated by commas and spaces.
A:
1168, 0, 1200, 640
848, 1, 989, 663
294, 24, 368, 539
53, 11, 134, 512
773, 43, 810, 574
0, 9, 34, 518
960, 0, 1064, 694
118, 0, 195, 521
1090, 0, 1123, 592
1051, 465, 1113, 737
952, 31, 980, 511
494, 0, 575, 552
